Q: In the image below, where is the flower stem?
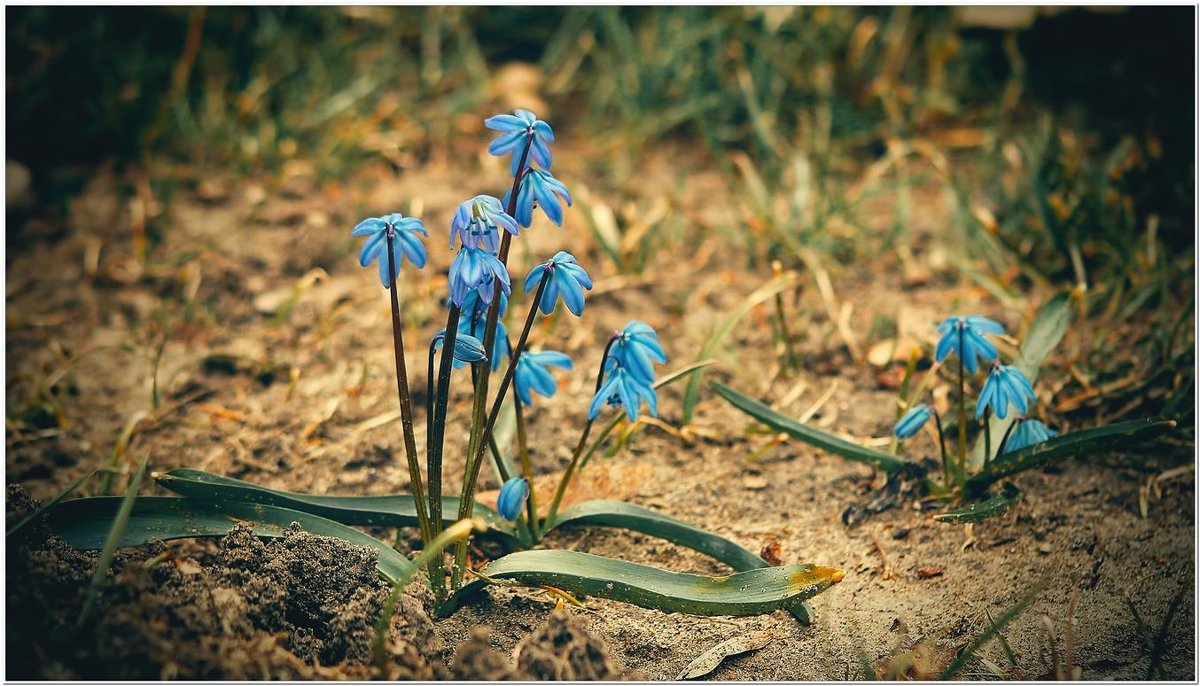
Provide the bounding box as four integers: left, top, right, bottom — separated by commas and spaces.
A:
546, 335, 619, 524
933, 408, 950, 487
450, 270, 549, 589
513, 398, 541, 541
983, 408, 992, 469
385, 238, 432, 546
956, 329, 967, 489
996, 418, 1022, 459
426, 304, 462, 601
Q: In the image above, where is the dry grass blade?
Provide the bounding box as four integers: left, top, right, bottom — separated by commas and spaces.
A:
939, 579, 1047, 679
78, 452, 150, 626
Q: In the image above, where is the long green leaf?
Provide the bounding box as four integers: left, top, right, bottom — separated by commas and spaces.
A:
712, 382, 907, 474
934, 484, 1021, 524
971, 292, 1073, 467
681, 272, 799, 424
154, 468, 523, 547
438, 549, 843, 618
965, 418, 1175, 495
44, 496, 415, 583
548, 498, 814, 624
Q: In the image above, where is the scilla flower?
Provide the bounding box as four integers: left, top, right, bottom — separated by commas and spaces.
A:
893, 404, 932, 439
450, 195, 519, 252
504, 169, 572, 227
514, 350, 573, 407
449, 245, 511, 308
432, 329, 487, 364
486, 109, 555, 176
524, 251, 592, 316
934, 315, 1004, 374
496, 476, 530, 521
588, 359, 658, 423
351, 213, 428, 287
1004, 418, 1058, 454
976, 362, 1035, 419
609, 321, 667, 384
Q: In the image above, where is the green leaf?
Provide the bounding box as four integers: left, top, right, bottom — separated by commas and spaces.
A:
438, 549, 843, 618
44, 495, 415, 583
966, 417, 1175, 496
712, 382, 907, 474
681, 272, 799, 424
934, 484, 1021, 524
972, 292, 1073, 467
154, 468, 523, 547
548, 498, 814, 624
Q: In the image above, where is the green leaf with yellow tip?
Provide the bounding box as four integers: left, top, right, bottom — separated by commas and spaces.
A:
437, 549, 844, 618
42, 495, 415, 583
712, 381, 907, 474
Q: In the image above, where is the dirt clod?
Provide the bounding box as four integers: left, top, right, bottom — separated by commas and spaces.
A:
515, 609, 629, 680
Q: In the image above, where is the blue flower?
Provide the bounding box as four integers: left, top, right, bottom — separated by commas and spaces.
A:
457, 277, 509, 320
432, 329, 487, 364
351, 213, 428, 287
450, 195, 519, 252
504, 169, 572, 228
893, 404, 932, 439
485, 109, 555, 176
455, 312, 510, 372
1004, 419, 1058, 454
496, 477, 529, 521
448, 245, 511, 308
523, 251, 592, 316
514, 350, 573, 407
976, 362, 1036, 420
934, 315, 1004, 375
609, 321, 668, 384
588, 361, 658, 424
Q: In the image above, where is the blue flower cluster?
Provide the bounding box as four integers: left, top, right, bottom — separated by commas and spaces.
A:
895, 314, 1054, 453
589, 321, 668, 423
486, 109, 572, 228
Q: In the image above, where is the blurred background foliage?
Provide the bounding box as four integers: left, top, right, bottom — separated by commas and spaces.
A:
7, 5, 1194, 444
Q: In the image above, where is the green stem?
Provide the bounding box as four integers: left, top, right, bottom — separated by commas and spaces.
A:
426, 305, 462, 601
386, 234, 432, 546
514, 398, 541, 541
933, 408, 950, 487
546, 334, 620, 523
956, 330, 967, 488
983, 407, 992, 469
451, 270, 549, 589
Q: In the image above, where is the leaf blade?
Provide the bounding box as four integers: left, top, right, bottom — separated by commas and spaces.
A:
934, 484, 1021, 524
712, 382, 907, 474
44, 496, 415, 583
438, 549, 843, 618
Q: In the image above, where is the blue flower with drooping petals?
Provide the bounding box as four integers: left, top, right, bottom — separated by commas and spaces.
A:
893, 404, 932, 439
609, 321, 667, 385
934, 315, 1004, 375
496, 477, 529, 521
485, 109, 555, 176
514, 350, 573, 407
976, 362, 1035, 420
351, 213, 428, 287
523, 251, 592, 316
1003, 418, 1058, 454
450, 195, 519, 252
448, 245, 511, 308
432, 329, 487, 364
588, 360, 658, 424
504, 169, 572, 228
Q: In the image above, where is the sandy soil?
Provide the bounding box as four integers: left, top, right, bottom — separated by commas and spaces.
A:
6, 142, 1194, 679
